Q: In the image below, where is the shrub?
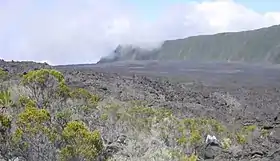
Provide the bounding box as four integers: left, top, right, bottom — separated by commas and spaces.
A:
21, 69, 70, 108
60, 120, 103, 161
0, 69, 105, 160
260, 129, 269, 138
221, 137, 232, 149
243, 125, 257, 133
70, 88, 100, 109
0, 68, 8, 81
0, 90, 13, 108
236, 133, 246, 145
233, 124, 258, 145
169, 150, 198, 161
13, 103, 56, 160
0, 68, 264, 161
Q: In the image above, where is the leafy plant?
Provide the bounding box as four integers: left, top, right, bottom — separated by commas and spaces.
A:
70, 88, 100, 108
185, 153, 198, 161
169, 150, 198, 161
12, 103, 57, 161
234, 124, 257, 145
260, 128, 269, 138
21, 69, 70, 108
0, 90, 13, 108
236, 133, 246, 145
0, 113, 12, 129
221, 137, 232, 149
0, 68, 8, 81
60, 120, 103, 161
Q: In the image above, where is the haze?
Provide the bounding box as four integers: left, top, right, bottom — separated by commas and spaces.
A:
1, 0, 280, 65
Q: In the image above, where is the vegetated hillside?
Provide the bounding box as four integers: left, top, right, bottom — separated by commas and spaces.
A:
98, 24, 280, 64
1, 60, 280, 161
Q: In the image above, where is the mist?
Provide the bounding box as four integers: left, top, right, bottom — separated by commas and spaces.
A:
1, 0, 280, 65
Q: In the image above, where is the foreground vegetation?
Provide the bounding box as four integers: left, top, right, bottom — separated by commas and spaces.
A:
0, 68, 263, 161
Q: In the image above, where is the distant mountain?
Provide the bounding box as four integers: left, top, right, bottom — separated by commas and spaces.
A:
97, 24, 280, 64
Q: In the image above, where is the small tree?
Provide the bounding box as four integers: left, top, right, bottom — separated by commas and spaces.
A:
21, 69, 70, 109
60, 120, 103, 161
13, 100, 57, 161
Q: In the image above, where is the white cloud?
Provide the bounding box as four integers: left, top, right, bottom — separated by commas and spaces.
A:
189, 0, 280, 32
1, 0, 280, 65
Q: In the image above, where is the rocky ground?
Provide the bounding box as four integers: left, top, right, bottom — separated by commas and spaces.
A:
1, 59, 280, 160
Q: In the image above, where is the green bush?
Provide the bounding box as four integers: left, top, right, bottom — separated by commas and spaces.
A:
0, 113, 12, 129
0, 68, 264, 160
21, 69, 70, 107
70, 88, 100, 108
0, 90, 13, 108
221, 137, 232, 149
0, 68, 8, 81
60, 120, 103, 161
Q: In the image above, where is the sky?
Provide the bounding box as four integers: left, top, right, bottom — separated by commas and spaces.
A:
1, 0, 280, 65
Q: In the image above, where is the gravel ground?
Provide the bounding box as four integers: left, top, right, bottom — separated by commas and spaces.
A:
56, 61, 280, 161
1, 60, 280, 160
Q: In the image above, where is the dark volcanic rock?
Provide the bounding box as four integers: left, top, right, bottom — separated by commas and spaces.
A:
2, 59, 280, 160
202, 142, 223, 159
0, 60, 51, 76
55, 64, 280, 160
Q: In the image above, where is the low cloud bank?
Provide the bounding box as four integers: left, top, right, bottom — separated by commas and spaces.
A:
1, 0, 280, 65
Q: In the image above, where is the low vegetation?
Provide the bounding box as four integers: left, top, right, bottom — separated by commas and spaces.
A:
0, 68, 261, 161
